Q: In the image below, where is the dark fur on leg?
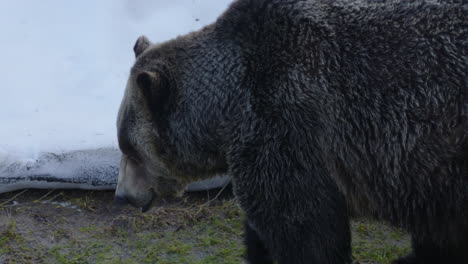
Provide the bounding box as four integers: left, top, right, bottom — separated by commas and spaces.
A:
234, 147, 353, 264
393, 231, 468, 264
245, 221, 273, 264
392, 252, 418, 264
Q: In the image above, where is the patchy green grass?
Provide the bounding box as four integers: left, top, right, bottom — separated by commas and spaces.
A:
352, 220, 410, 264
0, 189, 410, 264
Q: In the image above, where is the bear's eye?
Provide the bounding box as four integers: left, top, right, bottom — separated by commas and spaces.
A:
117, 105, 143, 161
125, 154, 141, 166
118, 125, 141, 162
118, 135, 141, 161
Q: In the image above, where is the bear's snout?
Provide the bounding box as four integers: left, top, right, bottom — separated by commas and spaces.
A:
113, 194, 130, 207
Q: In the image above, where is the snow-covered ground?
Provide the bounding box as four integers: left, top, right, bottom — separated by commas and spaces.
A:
0, 0, 232, 193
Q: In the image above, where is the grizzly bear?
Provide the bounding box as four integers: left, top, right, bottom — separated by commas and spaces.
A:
114, 0, 468, 263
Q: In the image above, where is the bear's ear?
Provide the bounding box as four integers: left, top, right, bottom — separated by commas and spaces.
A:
136, 71, 169, 114
133, 35, 152, 58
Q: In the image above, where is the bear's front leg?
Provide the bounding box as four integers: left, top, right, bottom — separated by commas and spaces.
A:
393, 231, 468, 264
245, 220, 274, 264
232, 149, 352, 264
239, 181, 352, 264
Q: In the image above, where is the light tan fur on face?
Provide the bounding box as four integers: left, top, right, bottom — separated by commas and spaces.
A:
115, 156, 153, 208
115, 153, 187, 211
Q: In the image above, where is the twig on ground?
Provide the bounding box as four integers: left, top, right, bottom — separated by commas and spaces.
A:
199, 183, 230, 208
35, 189, 55, 202
2, 190, 63, 208
0, 189, 28, 207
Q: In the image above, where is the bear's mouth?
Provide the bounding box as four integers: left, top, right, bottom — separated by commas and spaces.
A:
141, 189, 156, 213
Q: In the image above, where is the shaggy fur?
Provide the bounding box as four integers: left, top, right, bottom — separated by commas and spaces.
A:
116, 0, 468, 263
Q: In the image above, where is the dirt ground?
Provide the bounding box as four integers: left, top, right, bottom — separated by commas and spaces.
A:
0, 187, 410, 264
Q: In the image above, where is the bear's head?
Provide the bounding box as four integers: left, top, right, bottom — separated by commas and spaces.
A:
114, 34, 236, 212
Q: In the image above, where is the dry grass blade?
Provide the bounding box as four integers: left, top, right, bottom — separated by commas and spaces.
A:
0, 189, 28, 207
199, 183, 230, 207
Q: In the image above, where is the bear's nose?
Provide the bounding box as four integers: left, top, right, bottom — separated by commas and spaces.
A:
113, 195, 130, 207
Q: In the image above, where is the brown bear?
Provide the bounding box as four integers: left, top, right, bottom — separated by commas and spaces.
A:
114, 0, 468, 263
